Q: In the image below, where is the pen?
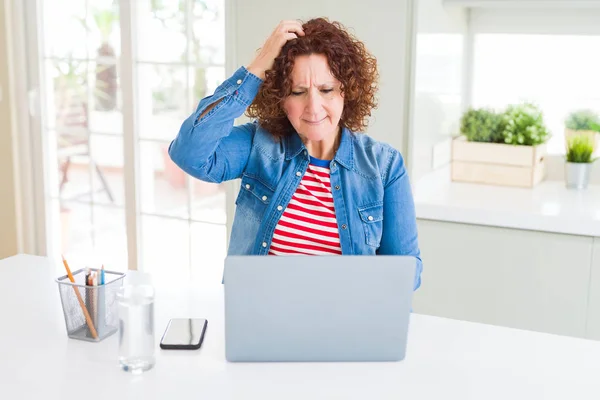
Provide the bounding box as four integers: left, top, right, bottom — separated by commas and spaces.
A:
98, 266, 106, 336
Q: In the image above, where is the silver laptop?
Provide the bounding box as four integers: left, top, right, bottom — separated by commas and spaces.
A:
224, 255, 416, 362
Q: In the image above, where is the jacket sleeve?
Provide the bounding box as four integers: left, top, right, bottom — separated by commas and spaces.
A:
377, 149, 423, 291
168, 66, 263, 183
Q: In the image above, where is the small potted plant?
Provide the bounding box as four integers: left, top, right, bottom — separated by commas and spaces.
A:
565, 134, 597, 189
452, 103, 549, 187
565, 109, 600, 151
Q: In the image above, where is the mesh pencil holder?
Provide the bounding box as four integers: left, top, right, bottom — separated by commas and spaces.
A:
56, 268, 126, 342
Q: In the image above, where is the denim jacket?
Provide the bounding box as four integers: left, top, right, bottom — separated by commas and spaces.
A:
169, 66, 423, 290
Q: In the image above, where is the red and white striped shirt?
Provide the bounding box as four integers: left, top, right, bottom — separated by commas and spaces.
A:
268, 157, 342, 255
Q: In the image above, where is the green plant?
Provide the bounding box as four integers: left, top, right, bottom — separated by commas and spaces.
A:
565, 109, 600, 132
566, 134, 597, 163
502, 103, 549, 146
460, 108, 505, 143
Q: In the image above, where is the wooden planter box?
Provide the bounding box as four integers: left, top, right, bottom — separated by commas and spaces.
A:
451, 136, 546, 188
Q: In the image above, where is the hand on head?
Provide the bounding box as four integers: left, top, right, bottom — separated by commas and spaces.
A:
247, 20, 305, 80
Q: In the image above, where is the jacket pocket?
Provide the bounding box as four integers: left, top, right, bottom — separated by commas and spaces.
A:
235, 174, 274, 222
358, 202, 384, 248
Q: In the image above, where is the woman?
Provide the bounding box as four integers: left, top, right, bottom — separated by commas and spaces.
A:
169, 18, 422, 290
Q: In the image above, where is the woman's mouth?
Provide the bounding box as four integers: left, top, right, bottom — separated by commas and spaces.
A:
303, 117, 327, 125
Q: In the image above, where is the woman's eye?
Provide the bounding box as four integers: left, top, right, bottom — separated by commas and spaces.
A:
291, 91, 304, 96
321, 89, 333, 94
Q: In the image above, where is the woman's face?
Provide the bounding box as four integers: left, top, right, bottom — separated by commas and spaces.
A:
282, 54, 344, 142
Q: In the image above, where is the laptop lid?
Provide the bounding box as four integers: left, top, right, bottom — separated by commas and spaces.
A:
224, 255, 416, 362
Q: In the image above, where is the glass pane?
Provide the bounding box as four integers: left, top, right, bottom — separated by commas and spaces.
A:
45, 59, 89, 131
89, 59, 123, 133
136, 0, 186, 63
42, 0, 87, 58
190, 222, 227, 287
137, 64, 189, 141
59, 200, 94, 269
49, 201, 127, 275
48, 200, 63, 275
90, 134, 125, 206
473, 34, 600, 154
87, 0, 122, 133
55, 129, 93, 203
87, 0, 121, 59
204, 66, 225, 98
190, 0, 225, 65
92, 205, 128, 272
140, 141, 189, 218
141, 216, 190, 284
190, 178, 226, 224
188, 66, 225, 106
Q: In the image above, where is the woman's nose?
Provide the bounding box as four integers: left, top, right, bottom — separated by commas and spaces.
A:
305, 89, 322, 113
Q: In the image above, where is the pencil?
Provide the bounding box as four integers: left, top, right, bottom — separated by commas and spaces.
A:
62, 255, 98, 339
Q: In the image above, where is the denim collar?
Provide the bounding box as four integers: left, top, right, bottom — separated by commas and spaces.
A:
285, 126, 354, 170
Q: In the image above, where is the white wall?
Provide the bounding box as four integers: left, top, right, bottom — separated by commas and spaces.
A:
408, 0, 467, 181
230, 0, 413, 153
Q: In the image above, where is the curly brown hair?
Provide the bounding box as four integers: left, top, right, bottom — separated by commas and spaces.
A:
246, 17, 379, 139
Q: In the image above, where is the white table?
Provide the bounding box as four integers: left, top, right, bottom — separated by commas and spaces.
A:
2, 254, 600, 399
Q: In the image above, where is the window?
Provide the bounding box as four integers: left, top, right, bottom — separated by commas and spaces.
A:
35, 0, 227, 286
472, 34, 600, 154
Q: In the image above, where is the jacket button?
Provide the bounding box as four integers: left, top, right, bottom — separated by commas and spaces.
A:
236, 79, 242, 84
262, 242, 268, 248
368, 216, 374, 221
341, 224, 347, 230
245, 184, 250, 189
262, 195, 267, 201
296, 171, 302, 177
277, 205, 283, 211
334, 185, 340, 190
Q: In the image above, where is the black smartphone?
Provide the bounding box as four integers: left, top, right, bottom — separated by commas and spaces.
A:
159, 318, 208, 350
